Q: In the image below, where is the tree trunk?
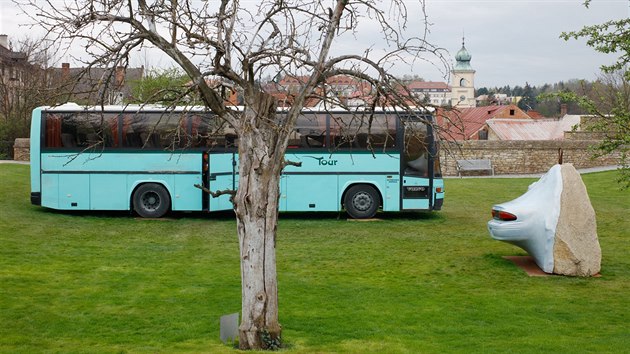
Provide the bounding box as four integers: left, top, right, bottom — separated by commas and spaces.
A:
235, 92, 283, 350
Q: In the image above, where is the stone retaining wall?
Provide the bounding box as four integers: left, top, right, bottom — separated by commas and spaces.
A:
13, 137, 620, 176
440, 140, 620, 176
13, 138, 30, 162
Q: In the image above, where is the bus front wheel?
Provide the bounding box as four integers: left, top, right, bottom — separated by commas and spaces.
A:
344, 185, 380, 219
133, 183, 171, 218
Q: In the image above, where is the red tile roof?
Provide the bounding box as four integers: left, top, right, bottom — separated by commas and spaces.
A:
487, 116, 581, 140
278, 75, 310, 86
438, 104, 531, 140
407, 81, 450, 90
525, 110, 545, 119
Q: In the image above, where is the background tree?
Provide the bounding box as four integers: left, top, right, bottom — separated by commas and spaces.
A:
475, 87, 488, 96
0, 37, 55, 158
19, 0, 449, 349
559, 2, 630, 188
517, 82, 535, 111
129, 67, 193, 104
400, 74, 425, 84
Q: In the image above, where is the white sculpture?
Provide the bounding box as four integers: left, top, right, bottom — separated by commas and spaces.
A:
488, 164, 601, 276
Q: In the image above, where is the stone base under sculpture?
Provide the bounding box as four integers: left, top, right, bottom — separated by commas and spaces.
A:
503, 256, 601, 277
553, 164, 601, 276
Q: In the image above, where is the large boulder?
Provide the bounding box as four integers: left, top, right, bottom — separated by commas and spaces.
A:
553, 164, 601, 276
488, 163, 601, 276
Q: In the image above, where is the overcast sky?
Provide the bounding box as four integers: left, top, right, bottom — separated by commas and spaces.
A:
422, 0, 629, 88
1, 0, 628, 88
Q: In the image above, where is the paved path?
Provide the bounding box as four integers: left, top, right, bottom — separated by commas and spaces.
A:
0, 160, 29, 165
448, 165, 622, 179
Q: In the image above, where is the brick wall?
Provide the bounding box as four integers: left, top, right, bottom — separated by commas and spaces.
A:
440, 140, 620, 176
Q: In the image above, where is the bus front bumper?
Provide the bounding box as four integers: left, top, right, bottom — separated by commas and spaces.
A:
433, 198, 443, 210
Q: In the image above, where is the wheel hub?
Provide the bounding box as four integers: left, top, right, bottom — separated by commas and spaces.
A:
143, 192, 160, 210
353, 192, 372, 211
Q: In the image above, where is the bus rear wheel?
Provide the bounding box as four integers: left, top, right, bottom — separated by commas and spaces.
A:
344, 185, 380, 219
133, 183, 171, 218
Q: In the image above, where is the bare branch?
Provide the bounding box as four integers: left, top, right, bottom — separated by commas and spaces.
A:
194, 184, 236, 199
282, 160, 302, 169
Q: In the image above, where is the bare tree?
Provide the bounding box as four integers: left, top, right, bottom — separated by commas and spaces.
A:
18, 0, 449, 349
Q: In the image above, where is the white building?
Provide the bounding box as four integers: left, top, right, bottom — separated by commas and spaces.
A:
407, 81, 451, 106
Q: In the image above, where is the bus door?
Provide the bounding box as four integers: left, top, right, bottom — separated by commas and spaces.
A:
400, 116, 433, 211
208, 152, 237, 211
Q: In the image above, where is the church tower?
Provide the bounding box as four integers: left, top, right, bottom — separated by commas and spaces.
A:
450, 38, 476, 108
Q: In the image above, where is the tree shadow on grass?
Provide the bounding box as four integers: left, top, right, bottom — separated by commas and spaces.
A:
31, 207, 132, 219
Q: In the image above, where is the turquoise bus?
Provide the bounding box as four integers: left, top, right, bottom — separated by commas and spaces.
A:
30, 103, 444, 219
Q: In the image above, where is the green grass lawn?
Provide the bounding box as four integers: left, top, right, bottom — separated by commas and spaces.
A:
1, 163, 628, 353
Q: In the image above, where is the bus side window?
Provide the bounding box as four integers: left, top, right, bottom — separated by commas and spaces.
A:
190, 114, 206, 148
301, 134, 324, 148
295, 113, 326, 149
107, 115, 121, 147
44, 112, 116, 150
45, 114, 62, 148
191, 113, 232, 149
196, 114, 234, 150
356, 114, 397, 150
95, 113, 117, 148
138, 112, 185, 149
329, 114, 353, 149
61, 133, 76, 147
125, 132, 142, 147
125, 113, 161, 149
287, 131, 302, 148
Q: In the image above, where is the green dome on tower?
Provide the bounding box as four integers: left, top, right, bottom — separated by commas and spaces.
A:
455, 46, 471, 62
454, 38, 473, 71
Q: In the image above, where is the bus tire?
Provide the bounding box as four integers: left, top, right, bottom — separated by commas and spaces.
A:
344, 184, 380, 219
133, 183, 171, 218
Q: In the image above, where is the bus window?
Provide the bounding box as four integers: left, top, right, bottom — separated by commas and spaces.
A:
277, 113, 300, 148
190, 113, 235, 149
361, 113, 396, 150
329, 112, 396, 150
190, 113, 209, 148
329, 112, 360, 149
122, 114, 142, 147
403, 119, 430, 177
119, 112, 187, 149
295, 112, 326, 148
44, 112, 117, 149
45, 114, 62, 148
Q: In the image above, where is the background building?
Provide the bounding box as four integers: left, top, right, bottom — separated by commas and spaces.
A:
407, 81, 451, 106
450, 38, 476, 108
0, 34, 29, 111
50, 63, 144, 105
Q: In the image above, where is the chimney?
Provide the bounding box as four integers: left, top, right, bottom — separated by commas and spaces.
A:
560, 103, 568, 117
115, 66, 125, 87
62, 63, 70, 78
0, 35, 8, 49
